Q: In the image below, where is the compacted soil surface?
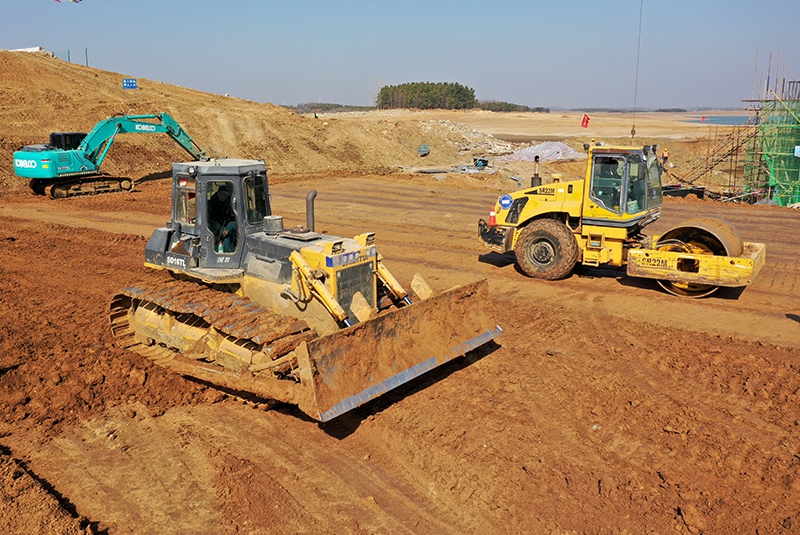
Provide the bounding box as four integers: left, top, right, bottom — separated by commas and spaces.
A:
1, 176, 798, 534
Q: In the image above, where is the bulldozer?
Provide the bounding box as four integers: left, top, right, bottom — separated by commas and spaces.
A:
478, 143, 766, 297
110, 158, 501, 421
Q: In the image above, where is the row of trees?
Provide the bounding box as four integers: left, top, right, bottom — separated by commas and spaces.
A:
478, 100, 549, 113
284, 84, 548, 114
377, 82, 477, 110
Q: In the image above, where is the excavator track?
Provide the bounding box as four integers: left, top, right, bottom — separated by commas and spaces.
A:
46, 175, 134, 198
109, 279, 318, 389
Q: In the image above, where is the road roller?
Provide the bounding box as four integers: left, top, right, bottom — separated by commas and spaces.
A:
478, 143, 766, 297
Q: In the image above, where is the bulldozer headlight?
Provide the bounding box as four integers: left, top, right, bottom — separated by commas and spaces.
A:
187, 165, 197, 177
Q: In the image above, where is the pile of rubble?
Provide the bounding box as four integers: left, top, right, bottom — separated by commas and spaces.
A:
497, 141, 586, 162
420, 120, 518, 155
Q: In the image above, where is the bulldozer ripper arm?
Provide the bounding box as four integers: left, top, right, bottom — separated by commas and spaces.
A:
289, 250, 349, 323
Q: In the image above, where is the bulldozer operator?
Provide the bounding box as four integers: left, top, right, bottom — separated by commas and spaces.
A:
208, 182, 238, 253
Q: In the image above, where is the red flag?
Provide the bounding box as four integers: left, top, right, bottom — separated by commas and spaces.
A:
580, 113, 590, 128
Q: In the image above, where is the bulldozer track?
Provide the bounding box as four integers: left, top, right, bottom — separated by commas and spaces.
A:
109, 278, 317, 376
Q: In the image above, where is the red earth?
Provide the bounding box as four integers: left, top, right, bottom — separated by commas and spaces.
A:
1, 175, 799, 534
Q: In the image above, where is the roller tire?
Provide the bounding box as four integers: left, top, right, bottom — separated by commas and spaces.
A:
515, 219, 578, 280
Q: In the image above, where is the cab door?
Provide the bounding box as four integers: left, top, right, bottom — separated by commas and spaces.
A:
198, 179, 245, 269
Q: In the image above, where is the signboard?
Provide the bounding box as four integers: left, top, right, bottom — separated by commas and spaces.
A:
122, 78, 138, 90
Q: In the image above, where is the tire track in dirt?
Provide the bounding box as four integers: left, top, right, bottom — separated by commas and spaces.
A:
2, 173, 799, 533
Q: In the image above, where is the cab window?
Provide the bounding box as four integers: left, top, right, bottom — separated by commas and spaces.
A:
244, 173, 269, 225
590, 155, 625, 212
175, 175, 196, 225
207, 181, 238, 254
626, 155, 647, 214
646, 151, 663, 210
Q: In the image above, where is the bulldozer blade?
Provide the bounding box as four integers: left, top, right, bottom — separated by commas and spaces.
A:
293, 278, 502, 422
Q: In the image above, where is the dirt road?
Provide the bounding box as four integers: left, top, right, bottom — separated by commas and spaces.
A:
1, 174, 799, 534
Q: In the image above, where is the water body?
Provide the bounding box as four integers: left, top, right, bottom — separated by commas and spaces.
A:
688, 115, 750, 125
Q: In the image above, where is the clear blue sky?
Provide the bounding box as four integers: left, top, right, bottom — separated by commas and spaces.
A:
2, 0, 798, 110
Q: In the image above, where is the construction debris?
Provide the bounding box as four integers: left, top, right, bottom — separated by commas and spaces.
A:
497, 141, 587, 163
451, 156, 495, 174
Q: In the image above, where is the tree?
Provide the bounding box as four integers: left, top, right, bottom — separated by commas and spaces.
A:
377, 82, 477, 110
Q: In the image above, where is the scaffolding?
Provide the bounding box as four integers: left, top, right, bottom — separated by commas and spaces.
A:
675, 119, 758, 194
743, 81, 800, 207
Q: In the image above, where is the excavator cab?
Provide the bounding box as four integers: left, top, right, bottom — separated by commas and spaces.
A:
49, 132, 87, 151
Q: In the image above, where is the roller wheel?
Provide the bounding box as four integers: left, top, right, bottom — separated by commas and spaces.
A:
655, 217, 745, 298
654, 241, 718, 298
515, 219, 578, 280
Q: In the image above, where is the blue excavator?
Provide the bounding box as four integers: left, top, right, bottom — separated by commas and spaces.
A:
13, 112, 205, 198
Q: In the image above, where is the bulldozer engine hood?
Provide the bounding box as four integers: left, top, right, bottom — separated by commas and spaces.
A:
243, 229, 377, 286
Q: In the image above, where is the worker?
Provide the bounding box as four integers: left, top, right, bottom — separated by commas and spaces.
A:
208, 183, 238, 253
589, 138, 597, 149
662, 147, 669, 165
599, 158, 621, 179
531, 155, 541, 187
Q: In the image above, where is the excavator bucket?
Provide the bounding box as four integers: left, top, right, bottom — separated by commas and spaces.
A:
295, 278, 501, 421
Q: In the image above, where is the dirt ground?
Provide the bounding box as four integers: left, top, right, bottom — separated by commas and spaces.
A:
2, 51, 799, 534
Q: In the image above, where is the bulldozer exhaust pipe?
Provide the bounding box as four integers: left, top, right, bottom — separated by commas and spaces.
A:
306, 190, 317, 232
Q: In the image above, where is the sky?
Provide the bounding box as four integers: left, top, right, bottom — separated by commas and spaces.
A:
2, 0, 799, 110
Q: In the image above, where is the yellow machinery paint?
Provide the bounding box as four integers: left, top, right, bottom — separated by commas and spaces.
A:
479, 144, 765, 297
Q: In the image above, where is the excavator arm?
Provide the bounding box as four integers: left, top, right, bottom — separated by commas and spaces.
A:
78, 112, 206, 168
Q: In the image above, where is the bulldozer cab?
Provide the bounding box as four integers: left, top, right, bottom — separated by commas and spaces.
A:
168, 159, 271, 271
585, 147, 663, 230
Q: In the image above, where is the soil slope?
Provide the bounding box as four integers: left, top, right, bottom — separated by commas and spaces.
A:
0, 50, 496, 192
